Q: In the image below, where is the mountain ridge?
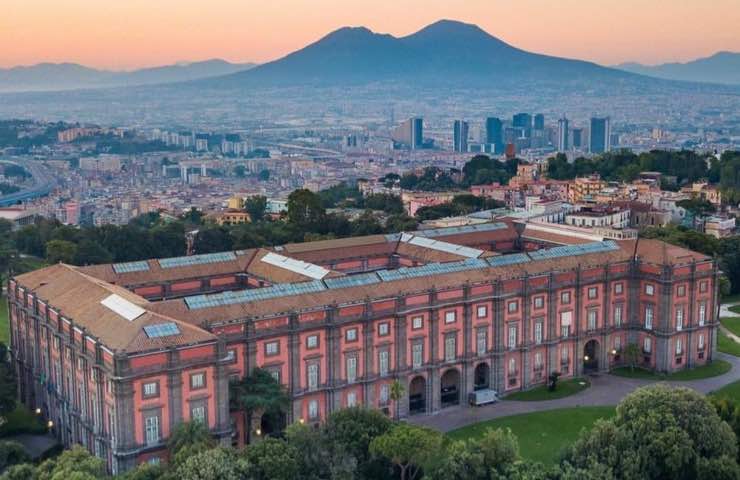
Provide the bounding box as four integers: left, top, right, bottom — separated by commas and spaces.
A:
615, 51, 740, 85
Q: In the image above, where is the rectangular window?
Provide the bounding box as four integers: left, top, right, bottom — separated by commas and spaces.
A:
534, 321, 543, 344
444, 335, 456, 362
588, 287, 598, 299
269, 369, 281, 383
412, 343, 423, 369
379, 384, 389, 405
645, 305, 654, 330
587, 309, 598, 330
508, 358, 516, 375
676, 307, 684, 331
645, 284, 654, 296
476, 329, 487, 355
699, 302, 707, 326
378, 322, 390, 337
534, 352, 543, 370
190, 372, 205, 390
508, 325, 517, 349
534, 296, 544, 309
145, 415, 159, 446
345, 328, 358, 342
306, 335, 319, 349
477, 305, 487, 318
346, 356, 357, 384
142, 382, 158, 399
378, 350, 389, 377
561, 291, 571, 305
225, 349, 237, 363
614, 305, 623, 327
698, 334, 705, 350
700, 281, 708, 293
412, 316, 423, 330
615, 283, 623, 295
307, 364, 319, 390
675, 338, 683, 356
614, 335, 622, 351
643, 337, 652, 353
508, 301, 518, 313
677, 284, 686, 297
561, 346, 569, 363
445, 311, 456, 324
560, 311, 572, 338
347, 391, 357, 407
265, 341, 279, 356
191, 405, 206, 423
308, 400, 319, 419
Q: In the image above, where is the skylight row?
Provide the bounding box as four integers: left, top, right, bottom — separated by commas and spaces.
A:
143, 322, 180, 338
112, 261, 150, 274
260, 252, 330, 279
158, 251, 237, 269
404, 234, 483, 258
528, 241, 619, 260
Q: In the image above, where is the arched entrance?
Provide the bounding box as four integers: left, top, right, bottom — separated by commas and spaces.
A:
408, 376, 426, 415
473, 363, 490, 390
583, 339, 600, 373
440, 369, 461, 407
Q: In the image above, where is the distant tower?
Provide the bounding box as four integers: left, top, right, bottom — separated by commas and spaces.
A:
533, 113, 545, 131
391, 117, 424, 150
453, 120, 469, 152
485, 117, 503, 153
512, 113, 532, 137
589, 117, 611, 154
557, 117, 569, 152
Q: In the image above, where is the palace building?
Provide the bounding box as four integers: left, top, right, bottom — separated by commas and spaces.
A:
6, 221, 719, 473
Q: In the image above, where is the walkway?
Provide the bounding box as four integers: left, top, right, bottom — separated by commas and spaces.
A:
410, 351, 740, 433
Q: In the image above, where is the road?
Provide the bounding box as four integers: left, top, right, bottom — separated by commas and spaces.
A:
0, 158, 56, 206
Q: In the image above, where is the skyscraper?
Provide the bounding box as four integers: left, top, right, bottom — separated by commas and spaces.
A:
512, 113, 532, 137
557, 117, 569, 152
485, 117, 503, 153
391, 117, 424, 150
533, 113, 545, 131
589, 117, 611, 154
453, 120, 469, 152
571, 128, 583, 149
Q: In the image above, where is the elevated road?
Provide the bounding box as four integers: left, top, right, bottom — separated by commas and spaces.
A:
0, 159, 56, 207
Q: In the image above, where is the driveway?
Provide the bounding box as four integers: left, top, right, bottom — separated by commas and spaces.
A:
410, 352, 740, 433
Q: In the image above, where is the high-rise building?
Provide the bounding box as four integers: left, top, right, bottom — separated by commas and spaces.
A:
557, 117, 569, 152
572, 128, 583, 148
453, 120, 469, 152
589, 117, 611, 154
485, 117, 503, 153
512, 113, 532, 137
392, 117, 424, 150
533, 113, 545, 131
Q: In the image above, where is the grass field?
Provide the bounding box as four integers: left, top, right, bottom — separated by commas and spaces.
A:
722, 317, 740, 337
712, 380, 740, 401
0, 295, 8, 345
504, 378, 589, 401
447, 406, 615, 465
611, 360, 732, 381
719, 330, 740, 356
730, 305, 740, 315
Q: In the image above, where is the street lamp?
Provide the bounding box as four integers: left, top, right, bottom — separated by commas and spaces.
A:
611, 349, 617, 355
255, 428, 262, 436
299, 418, 305, 424
47, 420, 54, 429
584, 355, 589, 361
35, 408, 41, 415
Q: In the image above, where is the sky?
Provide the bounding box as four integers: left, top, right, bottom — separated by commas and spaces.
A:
2, 0, 739, 70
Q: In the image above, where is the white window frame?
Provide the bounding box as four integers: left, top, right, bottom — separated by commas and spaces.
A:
676, 307, 684, 331
615, 283, 623, 295
191, 405, 206, 423
587, 309, 597, 330
613, 305, 623, 327
412, 316, 423, 330
534, 321, 543, 344
143, 382, 157, 397
698, 334, 705, 350
445, 311, 456, 324
346, 356, 357, 384
643, 337, 652, 353
645, 305, 653, 330
347, 391, 357, 407
145, 415, 159, 446
476, 329, 487, 355
588, 287, 597, 299
508, 358, 516, 375
645, 284, 654, 296
675, 338, 683, 356
508, 300, 518, 313
265, 341, 279, 356
345, 328, 357, 342
477, 305, 487, 318
444, 335, 456, 362
308, 399, 319, 419
306, 335, 319, 349
190, 373, 205, 389
699, 302, 707, 326
307, 363, 319, 390
412, 343, 423, 369
378, 322, 390, 336
534, 296, 544, 309
378, 350, 389, 377
508, 325, 517, 349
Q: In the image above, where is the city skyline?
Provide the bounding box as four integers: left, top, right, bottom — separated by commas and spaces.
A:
2, 0, 739, 70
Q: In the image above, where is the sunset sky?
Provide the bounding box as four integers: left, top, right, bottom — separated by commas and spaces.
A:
3, 0, 739, 70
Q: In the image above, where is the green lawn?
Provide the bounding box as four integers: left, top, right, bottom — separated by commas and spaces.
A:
722, 317, 740, 337
0, 403, 46, 437
504, 378, 590, 401
730, 305, 740, 315
721, 293, 740, 305
447, 406, 615, 465
711, 380, 740, 401
611, 360, 732, 381
0, 295, 8, 345
719, 330, 740, 356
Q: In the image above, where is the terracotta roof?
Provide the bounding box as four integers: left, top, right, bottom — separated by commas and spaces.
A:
14, 264, 216, 353
245, 249, 345, 284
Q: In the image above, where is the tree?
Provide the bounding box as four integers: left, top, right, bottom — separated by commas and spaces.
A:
167, 420, 214, 458
231, 368, 289, 444
0, 344, 17, 421
240, 438, 300, 480
390, 380, 405, 420
385, 214, 418, 233
548, 371, 561, 392
370, 423, 444, 480
428, 428, 520, 480
193, 226, 233, 254
562, 385, 739, 480
0, 463, 36, 480
244, 196, 268, 222
0, 441, 29, 474
622, 343, 641, 372
258, 169, 270, 181
35, 445, 107, 480
72, 239, 112, 265
287, 189, 325, 230
234, 165, 246, 177
44, 239, 77, 264
350, 210, 384, 236
176, 447, 243, 480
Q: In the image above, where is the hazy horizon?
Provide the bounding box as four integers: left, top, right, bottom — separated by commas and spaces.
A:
2, 0, 739, 70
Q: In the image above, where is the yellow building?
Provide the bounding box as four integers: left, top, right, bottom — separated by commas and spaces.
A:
568, 174, 607, 203
227, 196, 245, 209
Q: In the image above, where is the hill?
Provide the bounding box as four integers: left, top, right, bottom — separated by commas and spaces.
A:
615, 52, 740, 85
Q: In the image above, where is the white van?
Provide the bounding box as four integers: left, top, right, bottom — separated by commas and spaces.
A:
468, 389, 498, 406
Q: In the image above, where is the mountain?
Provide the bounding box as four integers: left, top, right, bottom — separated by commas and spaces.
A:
615, 52, 740, 85
0, 59, 256, 92
199, 20, 640, 89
